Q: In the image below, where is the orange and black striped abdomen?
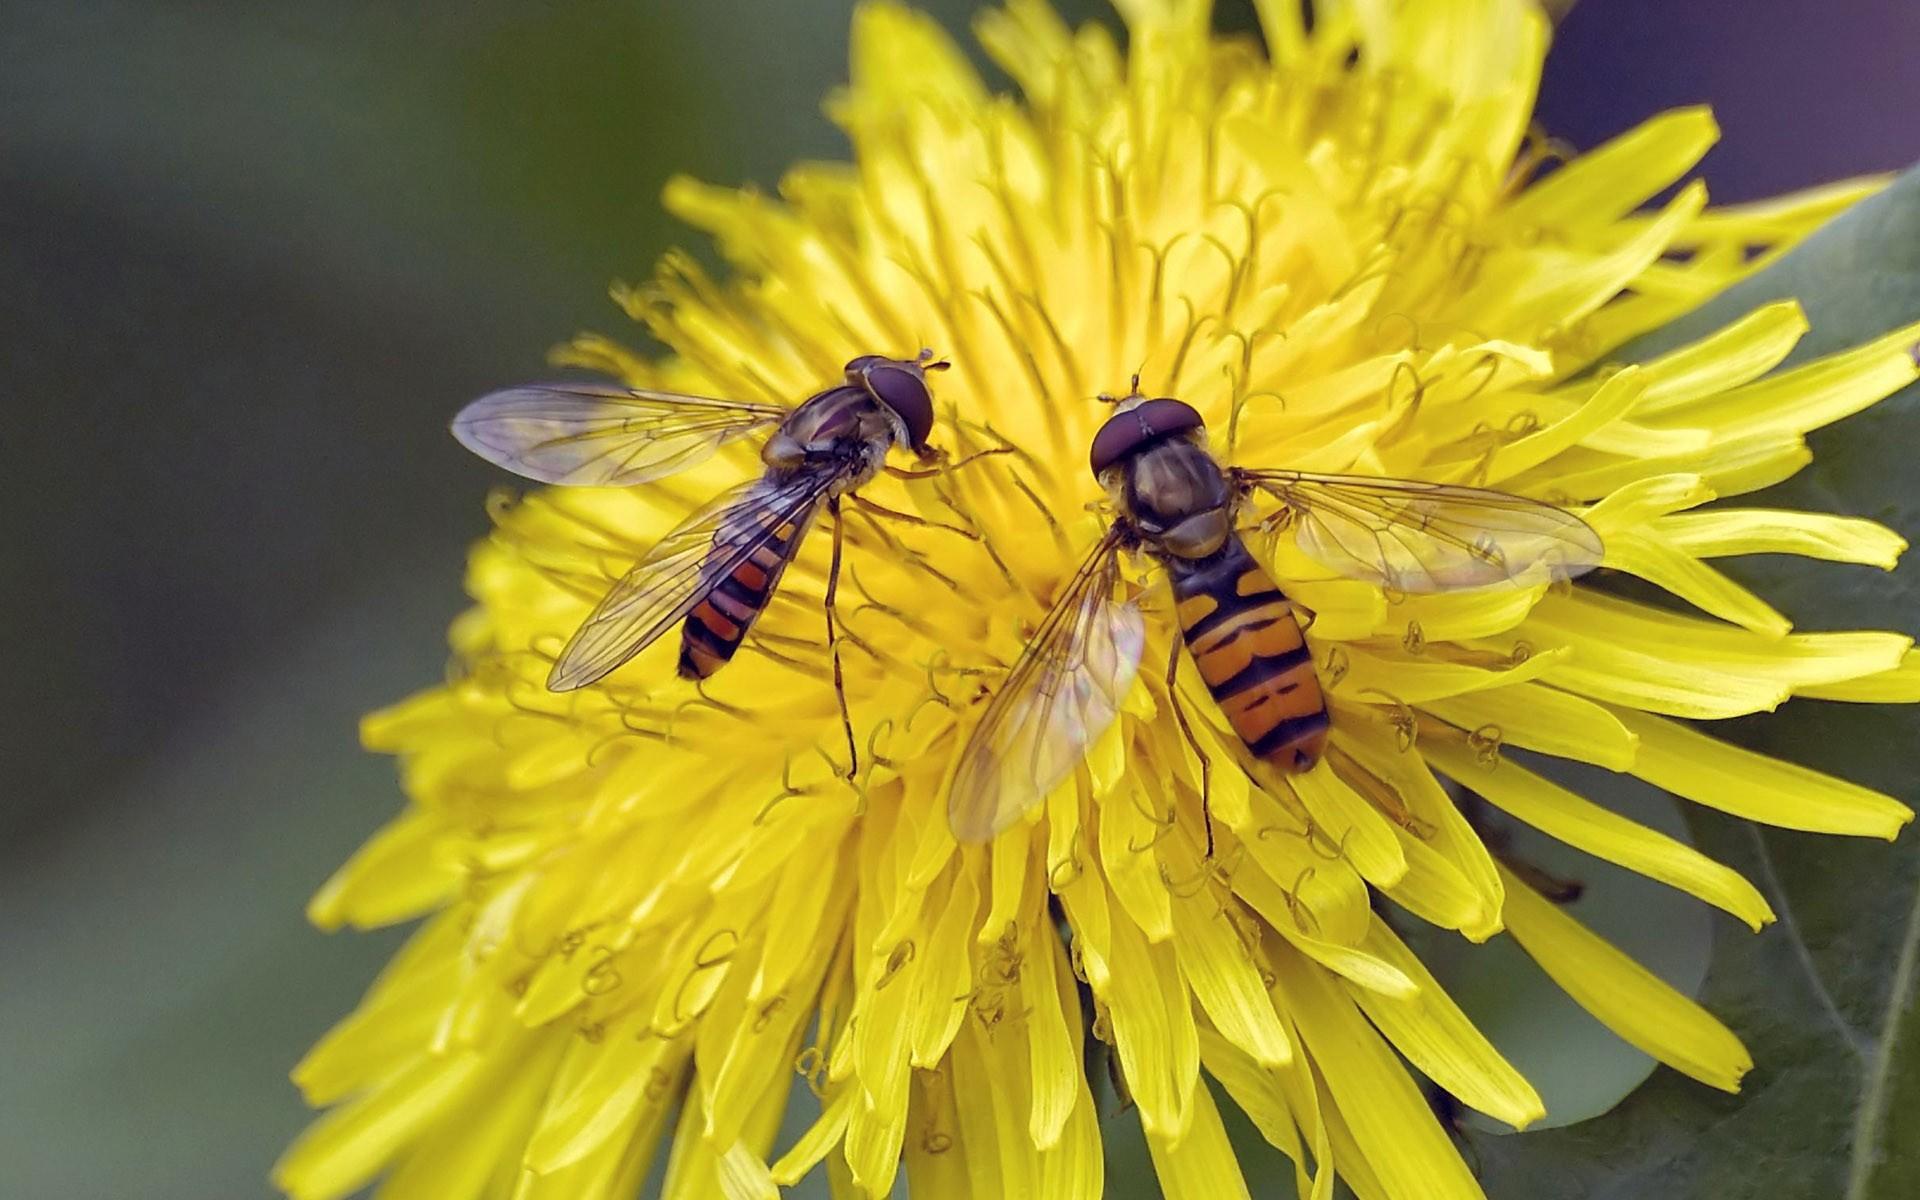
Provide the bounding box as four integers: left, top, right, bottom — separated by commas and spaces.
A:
1169, 537, 1328, 771
677, 518, 801, 680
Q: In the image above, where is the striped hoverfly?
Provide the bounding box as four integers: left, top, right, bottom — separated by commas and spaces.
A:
946, 381, 1604, 845
453, 351, 957, 772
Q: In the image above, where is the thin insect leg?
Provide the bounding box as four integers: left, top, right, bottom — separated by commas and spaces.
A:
883, 441, 1016, 480
824, 499, 859, 781
847, 490, 978, 539
883, 463, 943, 480
941, 445, 1017, 472
1163, 637, 1215, 859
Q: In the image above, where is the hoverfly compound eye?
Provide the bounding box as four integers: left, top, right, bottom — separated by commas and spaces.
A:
1088, 397, 1205, 476
859, 358, 937, 455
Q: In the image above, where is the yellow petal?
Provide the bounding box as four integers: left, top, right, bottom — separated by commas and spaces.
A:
1377, 583, 1545, 644
661, 1058, 793, 1200
1196, 1027, 1325, 1200
1456, 181, 1705, 343
1381, 827, 1489, 934
1802, 648, 1920, 702
1656, 507, 1907, 569
909, 864, 979, 1068
1660, 176, 1885, 250
1332, 729, 1499, 932
753, 836, 857, 1003
524, 1031, 689, 1172
1036, 1070, 1104, 1200
1250, 873, 1420, 999
1614, 707, 1913, 838
838, 0, 986, 118
1423, 737, 1773, 930
1271, 945, 1484, 1200
1502, 107, 1717, 231
1537, 429, 1811, 505
308, 810, 460, 932
1146, 1072, 1254, 1200
1099, 776, 1177, 941
705, 901, 848, 1150
1631, 300, 1807, 413
1646, 320, 1920, 440
1475, 366, 1649, 484
1350, 917, 1545, 1128
1420, 679, 1639, 770
973, 0, 1075, 100
952, 1013, 1043, 1196
769, 1088, 855, 1187
1600, 531, 1791, 636
358, 687, 462, 752
903, 1064, 976, 1200
293, 928, 458, 1105
715, 1143, 779, 1200
274, 1051, 488, 1200
1284, 760, 1409, 889
513, 1055, 680, 1200
980, 821, 1034, 947
1102, 900, 1200, 1139
1504, 590, 1909, 719
1325, 642, 1572, 704
1023, 906, 1084, 1148
1500, 864, 1752, 1091
1163, 842, 1294, 1066
377, 1035, 562, 1200
1228, 791, 1375, 949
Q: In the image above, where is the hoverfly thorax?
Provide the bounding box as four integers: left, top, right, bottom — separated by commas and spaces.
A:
1090, 394, 1229, 560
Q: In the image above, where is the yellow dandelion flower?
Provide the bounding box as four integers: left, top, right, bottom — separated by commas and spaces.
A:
279, 2, 1919, 1198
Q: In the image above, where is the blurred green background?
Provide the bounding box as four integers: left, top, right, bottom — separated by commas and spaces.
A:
5, 1, 1919, 1196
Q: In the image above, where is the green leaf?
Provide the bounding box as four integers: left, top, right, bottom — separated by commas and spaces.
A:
1470, 164, 1920, 1198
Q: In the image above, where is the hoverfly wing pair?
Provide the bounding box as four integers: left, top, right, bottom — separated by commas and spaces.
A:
452, 382, 787, 489
453, 356, 941, 692
946, 524, 1147, 843
541, 470, 839, 690
1235, 469, 1605, 595
946, 464, 1604, 843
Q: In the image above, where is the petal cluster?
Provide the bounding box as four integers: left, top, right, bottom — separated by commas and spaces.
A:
281, 2, 1917, 1198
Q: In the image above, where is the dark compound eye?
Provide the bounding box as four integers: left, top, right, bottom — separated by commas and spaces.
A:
860, 360, 936, 454
1088, 397, 1206, 476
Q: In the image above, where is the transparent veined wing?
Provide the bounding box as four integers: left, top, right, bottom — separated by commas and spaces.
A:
1236, 468, 1603, 593
947, 526, 1146, 842
452, 382, 787, 487
547, 468, 837, 690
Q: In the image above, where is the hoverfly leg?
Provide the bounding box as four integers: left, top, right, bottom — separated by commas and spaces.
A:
847, 490, 978, 539
882, 444, 1013, 480
883, 462, 943, 480
824, 499, 859, 781
941, 444, 1016, 472
1163, 638, 1216, 859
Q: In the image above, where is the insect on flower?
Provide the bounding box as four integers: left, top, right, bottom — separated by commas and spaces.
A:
452, 350, 964, 771
947, 379, 1606, 846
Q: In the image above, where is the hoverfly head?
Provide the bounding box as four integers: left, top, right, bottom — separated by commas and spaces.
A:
850, 352, 940, 456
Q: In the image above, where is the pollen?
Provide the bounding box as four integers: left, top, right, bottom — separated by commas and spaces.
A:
280, 3, 1917, 1199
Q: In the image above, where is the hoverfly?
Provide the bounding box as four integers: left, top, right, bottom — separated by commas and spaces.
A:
946, 381, 1603, 844
453, 351, 954, 771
